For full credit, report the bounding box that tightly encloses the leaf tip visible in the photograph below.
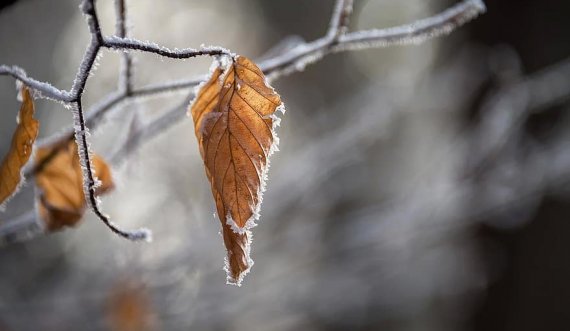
[224,255,254,287]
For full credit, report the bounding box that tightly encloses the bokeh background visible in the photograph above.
[0,0,569,330]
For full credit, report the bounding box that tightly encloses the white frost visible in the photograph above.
[223,229,254,287]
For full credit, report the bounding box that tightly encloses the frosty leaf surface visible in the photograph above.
[188,56,284,285]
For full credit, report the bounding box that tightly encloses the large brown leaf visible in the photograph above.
[188,56,284,285]
[0,87,39,207]
[35,141,114,231]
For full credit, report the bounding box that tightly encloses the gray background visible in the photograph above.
[0,0,569,330]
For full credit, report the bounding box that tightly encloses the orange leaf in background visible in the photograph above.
[107,280,155,331]
[0,86,39,206]
[188,56,284,285]
[35,141,114,231]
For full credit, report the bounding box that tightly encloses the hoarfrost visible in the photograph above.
[333,0,486,51]
[223,229,254,287]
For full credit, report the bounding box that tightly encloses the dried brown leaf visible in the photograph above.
[35,141,114,231]
[107,280,155,331]
[188,56,284,285]
[0,87,39,207]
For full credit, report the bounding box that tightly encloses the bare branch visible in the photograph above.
[72,100,151,241]
[86,0,486,96]
[103,36,231,59]
[32,92,125,161]
[80,0,103,43]
[70,39,101,100]
[327,0,354,41]
[110,95,192,166]
[261,0,486,79]
[129,78,203,97]
[333,0,486,51]
[61,0,149,241]
[115,0,133,94]
[0,65,71,101]
[114,0,127,38]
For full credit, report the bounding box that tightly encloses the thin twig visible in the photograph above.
[332,0,486,51]
[109,95,193,166]
[327,0,354,41]
[68,0,150,240]
[0,65,71,101]
[115,0,133,94]
[73,99,151,241]
[103,37,231,59]
[77,0,484,95]
[129,78,203,97]
[261,0,486,79]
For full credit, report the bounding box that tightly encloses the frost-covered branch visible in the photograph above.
[103,37,231,59]
[62,0,151,241]
[109,95,193,166]
[261,0,486,79]
[0,0,485,103]
[67,0,146,241]
[0,2,229,103]
[332,0,486,51]
[73,98,151,241]
[76,0,484,96]
[0,65,71,101]
[0,0,486,243]
[115,0,133,94]
[327,0,354,41]
[94,0,487,105]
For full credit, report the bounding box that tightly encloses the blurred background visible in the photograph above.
[0,0,569,330]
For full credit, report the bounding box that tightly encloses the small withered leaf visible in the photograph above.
[188,56,284,285]
[107,279,156,331]
[35,141,114,231]
[0,86,39,207]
